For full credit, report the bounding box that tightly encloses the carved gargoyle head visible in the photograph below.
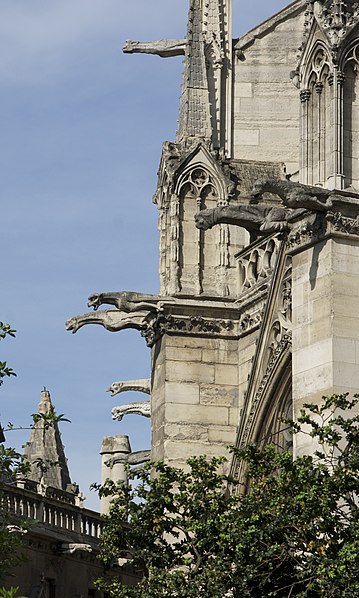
[194,209,216,230]
[88,293,102,311]
[65,317,79,334]
[250,178,270,203]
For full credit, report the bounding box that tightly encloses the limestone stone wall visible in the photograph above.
[151,334,240,467]
[292,234,359,455]
[233,8,305,174]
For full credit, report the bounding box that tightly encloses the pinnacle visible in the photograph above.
[38,386,53,415]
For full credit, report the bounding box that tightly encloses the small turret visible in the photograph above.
[23,388,72,492]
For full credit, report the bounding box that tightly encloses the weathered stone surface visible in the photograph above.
[200,384,238,407]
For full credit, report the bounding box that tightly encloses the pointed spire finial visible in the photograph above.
[176,0,212,146]
[38,387,53,414]
[24,390,72,492]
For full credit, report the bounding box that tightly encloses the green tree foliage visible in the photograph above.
[0,323,16,388]
[97,394,359,597]
[0,323,27,588]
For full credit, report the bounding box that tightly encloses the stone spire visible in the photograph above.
[23,388,72,491]
[176,0,213,146]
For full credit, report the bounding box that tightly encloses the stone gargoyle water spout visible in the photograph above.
[250,178,335,211]
[112,401,151,422]
[66,292,170,346]
[195,203,303,236]
[107,379,151,397]
[87,291,161,313]
[65,310,152,335]
[195,178,359,236]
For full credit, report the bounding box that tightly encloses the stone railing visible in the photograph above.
[235,235,281,294]
[4,483,103,540]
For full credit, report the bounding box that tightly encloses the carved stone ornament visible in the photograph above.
[107,379,151,397]
[286,213,328,249]
[142,313,237,346]
[326,210,359,234]
[112,401,151,422]
[317,0,359,50]
[238,311,263,335]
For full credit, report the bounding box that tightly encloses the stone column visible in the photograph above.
[291,219,359,455]
[100,435,131,514]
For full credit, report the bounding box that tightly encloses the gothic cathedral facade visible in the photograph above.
[68,0,359,482]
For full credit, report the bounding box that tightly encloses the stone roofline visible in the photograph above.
[234,0,304,51]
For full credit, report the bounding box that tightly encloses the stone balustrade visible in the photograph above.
[235,235,280,294]
[4,483,103,540]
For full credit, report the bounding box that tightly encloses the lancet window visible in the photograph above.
[176,167,220,296]
[300,45,332,187]
[343,42,359,188]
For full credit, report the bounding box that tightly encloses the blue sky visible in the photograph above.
[1,0,292,510]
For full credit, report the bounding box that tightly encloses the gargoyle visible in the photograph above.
[58,542,93,555]
[195,204,303,236]
[104,450,151,468]
[123,39,186,57]
[107,379,151,397]
[87,291,160,313]
[112,401,151,422]
[250,178,335,211]
[66,310,152,334]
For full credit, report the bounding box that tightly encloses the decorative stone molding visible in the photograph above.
[326,211,359,235]
[240,332,292,450]
[238,310,263,335]
[317,0,359,51]
[142,313,237,346]
[286,214,327,250]
[107,379,151,397]
[112,401,151,422]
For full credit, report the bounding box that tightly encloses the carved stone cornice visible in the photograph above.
[238,309,263,336]
[326,210,359,234]
[286,209,359,252]
[142,313,239,346]
[286,212,328,251]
